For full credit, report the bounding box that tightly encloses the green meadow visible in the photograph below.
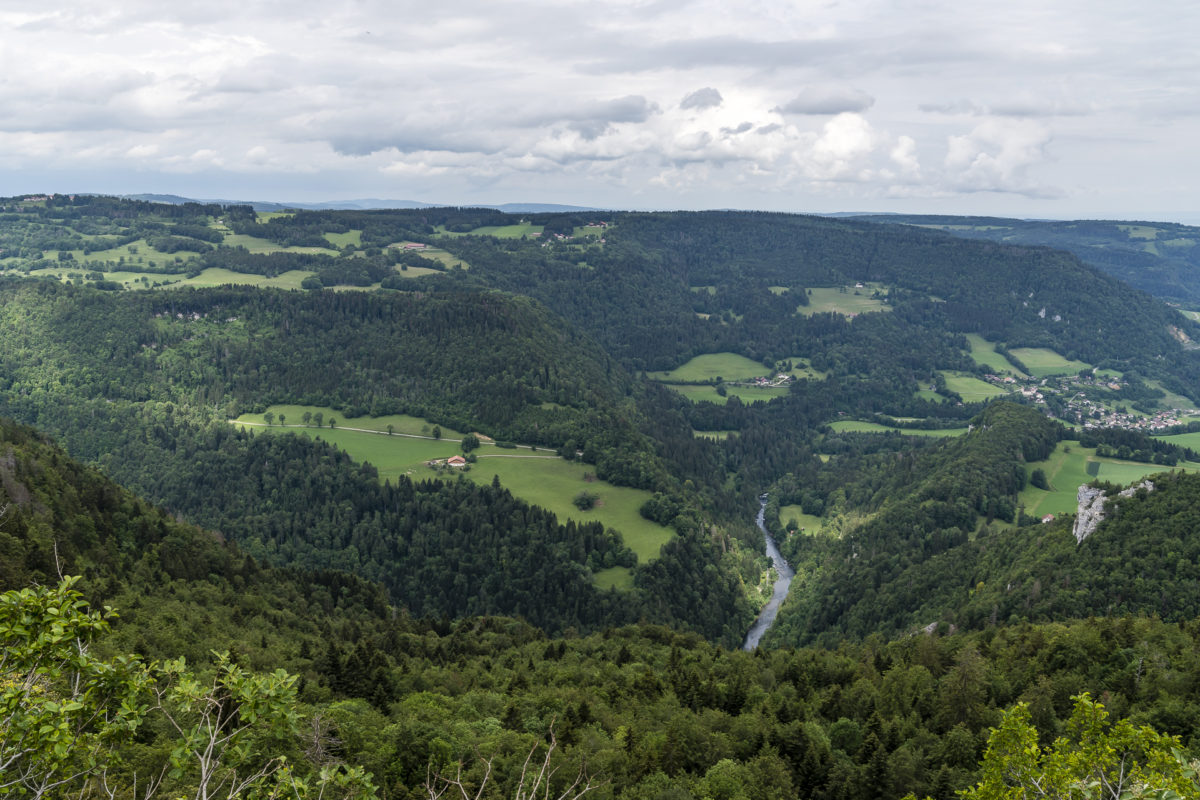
[170,268,314,290]
[647,352,767,382]
[777,504,826,535]
[799,284,890,317]
[964,334,1028,376]
[1007,347,1091,377]
[693,430,738,441]
[664,384,789,404]
[232,407,674,577]
[829,420,967,438]
[388,245,470,271]
[223,232,338,256]
[324,230,363,248]
[53,238,183,267]
[236,406,466,439]
[1154,431,1200,450]
[939,370,1010,402]
[1017,440,1200,517]
[782,357,827,380]
[438,223,543,239]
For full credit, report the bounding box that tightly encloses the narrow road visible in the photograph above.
[742,494,796,650]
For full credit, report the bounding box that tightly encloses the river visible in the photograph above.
[742,494,796,650]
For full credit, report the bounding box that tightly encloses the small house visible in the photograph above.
[447,455,467,468]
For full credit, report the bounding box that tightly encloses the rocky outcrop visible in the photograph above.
[1073,485,1107,543]
[1072,480,1156,543]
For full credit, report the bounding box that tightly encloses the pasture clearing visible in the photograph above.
[647,352,767,382]
[829,420,967,438]
[913,388,948,403]
[964,334,1028,376]
[223,232,339,257]
[781,357,827,380]
[593,567,634,591]
[693,430,738,441]
[777,505,826,535]
[1153,430,1200,451]
[233,409,673,572]
[799,284,890,317]
[1017,440,1200,517]
[1007,347,1092,377]
[324,230,363,248]
[1117,224,1160,240]
[939,370,1010,402]
[54,238,185,268]
[387,265,444,280]
[237,406,466,439]
[168,268,314,290]
[664,384,789,404]
[1145,380,1198,412]
[439,222,543,238]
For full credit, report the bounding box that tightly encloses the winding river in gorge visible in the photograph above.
[742,494,796,650]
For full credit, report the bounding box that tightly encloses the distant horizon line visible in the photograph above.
[8,191,1200,226]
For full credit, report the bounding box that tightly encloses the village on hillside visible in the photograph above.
[978,370,1196,432]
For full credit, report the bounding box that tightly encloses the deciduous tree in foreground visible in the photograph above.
[909,693,1200,800]
[0,577,376,799]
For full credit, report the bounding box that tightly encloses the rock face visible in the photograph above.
[1073,485,1107,544]
[1072,480,1156,544]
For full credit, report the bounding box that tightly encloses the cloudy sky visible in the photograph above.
[2,0,1199,220]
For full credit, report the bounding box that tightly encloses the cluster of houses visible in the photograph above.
[741,373,795,388]
[979,371,1194,432]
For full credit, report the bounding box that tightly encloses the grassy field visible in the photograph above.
[914,388,948,403]
[1146,380,1198,412]
[1117,224,1160,240]
[939,370,1010,402]
[223,233,339,256]
[829,420,967,438]
[388,265,444,280]
[693,430,738,440]
[647,352,767,382]
[438,223,543,239]
[965,334,1028,376]
[593,567,634,591]
[324,230,363,248]
[172,268,315,290]
[237,406,466,438]
[1008,347,1092,377]
[1153,431,1200,450]
[799,284,890,317]
[29,267,317,291]
[664,384,789,404]
[1018,440,1200,517]
[52,238,185,268]
[782,357,827,380]
[232,407,673,571]
[777,505,826,535]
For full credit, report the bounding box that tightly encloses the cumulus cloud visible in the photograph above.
[0,0,1192,212]
[945,119,1057,196]
[680,87,723,111]
[775,87,875,116]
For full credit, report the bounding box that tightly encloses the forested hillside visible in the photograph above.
[5,416,1200,799]
[0,279,764,643]
[856,214,1200,306]
[7,199,1200,646]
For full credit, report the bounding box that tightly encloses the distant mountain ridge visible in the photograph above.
[853,213,1200,305]
[121,193,603,214]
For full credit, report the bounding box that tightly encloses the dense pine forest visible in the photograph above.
[4,195,1200,797]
